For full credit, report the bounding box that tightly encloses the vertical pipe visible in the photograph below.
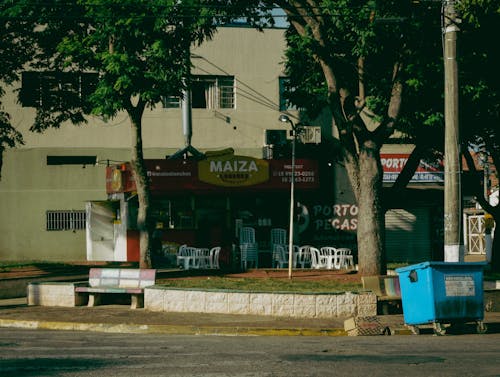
[181,85,192,148]
[288,130,296,279]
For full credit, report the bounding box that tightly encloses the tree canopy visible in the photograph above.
[0,2,35,178]
[458,0,500,271]
[268,0,447,274]
[1,0,275,267]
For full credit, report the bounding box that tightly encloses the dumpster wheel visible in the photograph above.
[476,321,488,334]
[407,325,420,335]
[433,322,446,336]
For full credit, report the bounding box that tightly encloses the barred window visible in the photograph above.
[162,75,235,109]
[217,77,235,109]
[46,210,86,231]
[20,71,98,111]
[161,95,181,109]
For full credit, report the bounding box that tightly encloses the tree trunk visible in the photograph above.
[128,104,152,269]
[355,141,386,276]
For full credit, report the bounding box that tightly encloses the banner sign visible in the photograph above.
[106,158,319,194]
[381,153,444,183]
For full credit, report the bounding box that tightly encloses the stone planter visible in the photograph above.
[145,287,377,318]
[28,282,88,307]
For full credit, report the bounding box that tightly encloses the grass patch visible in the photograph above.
[157,276,362,293]
[0,261,73,272]
[0,261,132,273]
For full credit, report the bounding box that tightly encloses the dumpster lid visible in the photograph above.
[395,261,487,273]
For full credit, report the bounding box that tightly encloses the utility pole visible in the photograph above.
[443,0,463,262]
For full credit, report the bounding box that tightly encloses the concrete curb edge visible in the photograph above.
[0,319,349,337]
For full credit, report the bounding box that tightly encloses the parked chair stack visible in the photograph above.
[309,246,328,269]
[177,244,221,270]
[270,228,287,268]
[240,227,259,269]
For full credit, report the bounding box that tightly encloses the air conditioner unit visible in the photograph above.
[299,126,321,144]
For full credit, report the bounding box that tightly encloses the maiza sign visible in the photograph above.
[106,157,318,193]
[198,155,269,187]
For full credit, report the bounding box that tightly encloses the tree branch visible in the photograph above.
[463,148,495,214]
[357,56,366,107]
[373,60,403,144]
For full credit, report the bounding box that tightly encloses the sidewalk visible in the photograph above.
[0,297,350,336]
[1,264,499,336]
[1,297,499,336]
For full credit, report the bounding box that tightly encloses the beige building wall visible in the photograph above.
[0,26,294,261]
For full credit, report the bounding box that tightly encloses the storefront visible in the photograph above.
[86,149,327,267]
[381,153,444,262]
[86,149,449,267]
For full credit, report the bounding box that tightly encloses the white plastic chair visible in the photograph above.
[176,244,196,270]
[240,227,258,269]
[270,228,287,268]
[271,228,287,244]
[240,243,258,269]
[195,248,211,269]
[209,246,221,269]
[297,245,313,268]
[240,227,256,244]
[275,244,299,268]
[337,248,354,269]
[275,245,288,268]
[310,246,327,269]
[321,246,342,269]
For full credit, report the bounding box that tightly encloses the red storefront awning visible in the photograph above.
[106,155,319,195]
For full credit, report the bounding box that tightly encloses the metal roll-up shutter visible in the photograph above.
[385,208,431,263]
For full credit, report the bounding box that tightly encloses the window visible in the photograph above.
[279,77,297,111]
[20,71,98,110]
[217,77,235,109]
[162,75,235,109]
[46,210,86,231]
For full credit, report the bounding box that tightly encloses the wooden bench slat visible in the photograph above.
[75,287,144,294]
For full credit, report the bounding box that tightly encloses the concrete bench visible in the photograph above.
[75,268,156,309]
[361,275,401,314]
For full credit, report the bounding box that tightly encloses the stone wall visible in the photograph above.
[145,287,377,318]
[28,282,87,307]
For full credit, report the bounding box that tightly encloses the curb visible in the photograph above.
[0,319,348,337]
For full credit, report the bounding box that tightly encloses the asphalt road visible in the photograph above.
[1,328,499,377]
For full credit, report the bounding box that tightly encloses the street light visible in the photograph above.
[279,114,300,279]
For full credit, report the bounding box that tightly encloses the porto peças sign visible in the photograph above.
[198,155,270,187]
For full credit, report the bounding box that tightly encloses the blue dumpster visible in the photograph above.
[395,262,487,335]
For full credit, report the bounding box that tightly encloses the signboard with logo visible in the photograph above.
[198,155,269,187]
[106,157,319,194]
[381,153,444,183]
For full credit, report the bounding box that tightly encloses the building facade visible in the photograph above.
[0,27,293,260]
[1,25,467,264]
